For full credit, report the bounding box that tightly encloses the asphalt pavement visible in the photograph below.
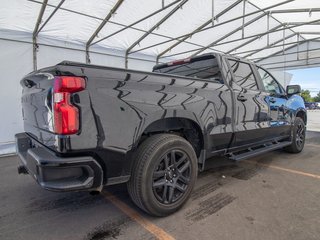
[0,132,320,240]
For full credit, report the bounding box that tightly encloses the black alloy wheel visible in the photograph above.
[152,150,191,204]
[127,134,198,216]
[284,117,306,153]
[295,121,305,148]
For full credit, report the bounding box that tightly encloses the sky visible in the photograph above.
[288,67,320,97]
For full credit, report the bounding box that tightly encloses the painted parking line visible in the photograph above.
[244,160,320,180]
[102,191,175,240]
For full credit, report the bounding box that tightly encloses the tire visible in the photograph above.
[284,117,306,153]
[127,134,198,216]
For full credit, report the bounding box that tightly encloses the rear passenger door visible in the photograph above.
[226,58,270,147]
[256,67,291,137]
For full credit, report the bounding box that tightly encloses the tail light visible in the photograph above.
[53,76,86,135]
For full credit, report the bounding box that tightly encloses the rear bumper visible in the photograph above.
[15,133,103,192]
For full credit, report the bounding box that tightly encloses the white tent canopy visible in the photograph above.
[1,0,320,154]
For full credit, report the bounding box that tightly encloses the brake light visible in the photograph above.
[53,76,86,135]
[167,58,191,66]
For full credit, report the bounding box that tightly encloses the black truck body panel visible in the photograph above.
[16,53,306,191]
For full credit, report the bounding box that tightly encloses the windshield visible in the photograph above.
[153,55,223,83]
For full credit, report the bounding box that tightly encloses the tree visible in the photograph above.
[313,91,320,102]
[300,89,313,102]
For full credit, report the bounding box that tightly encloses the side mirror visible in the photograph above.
[286,85,301,95]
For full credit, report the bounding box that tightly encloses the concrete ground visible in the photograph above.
[1,131,320,240]
[307,110,320,132]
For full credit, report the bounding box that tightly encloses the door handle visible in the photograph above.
[237,94,247,102]
[269,97,276,103]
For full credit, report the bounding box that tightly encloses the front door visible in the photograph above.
[256,67,291,138]
[226,58,270,147]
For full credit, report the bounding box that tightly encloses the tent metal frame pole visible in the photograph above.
[295,31,320,35]
[226,24,282,54]
[254,41,313,62]
[270,8,320,14]
[91,0,181,46]
[238,37,320,57]
[155,0,293,60]
[33,0,48,71]
[190,13,267,57]
[211,0,215,26]
[267,12,270,46]
[0,37,162,64]
[29,0,205,54]
[263,62,320,70]
[36,0,65,36]
[155,0,243,63]
[260,56,320,67]
[247,0,304,42]
[124,0,188,68]
[297,33,300,60]
[307,41,310,64]
[253,47,320,61]
[282,24,286,54]
[242,0,246,38]
[240,32,296,58]
[85,0,124,64]
[286,22,320,26]
[163,18,320,59]
[141,22,282,56]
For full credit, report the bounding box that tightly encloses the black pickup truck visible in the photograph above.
[16,53,306,216]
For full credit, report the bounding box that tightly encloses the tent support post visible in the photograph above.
[242,0,246,38]
[85,0,124,64]
[32,0,48,71]
[267,12,270,46]
[297,33,300,60]
[307,41,310,64]
[32,0,64,70]
[212,0,215,26]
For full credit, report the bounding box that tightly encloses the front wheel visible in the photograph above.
[127,134,198,216]
[284,117,306,153]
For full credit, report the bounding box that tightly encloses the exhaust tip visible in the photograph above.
[17,165,28,175]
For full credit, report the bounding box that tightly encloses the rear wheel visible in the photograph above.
[284,117,306,153]
[127,134,198,216]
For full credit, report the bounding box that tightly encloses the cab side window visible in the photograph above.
[228,59,258,90]
[257,67,282,95]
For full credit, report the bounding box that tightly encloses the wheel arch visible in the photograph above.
[139,117,205,158]
[296,109,307,124]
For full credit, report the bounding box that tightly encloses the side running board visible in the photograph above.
[228,141,292,161]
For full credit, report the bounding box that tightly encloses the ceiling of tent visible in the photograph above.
[1,0,320,70]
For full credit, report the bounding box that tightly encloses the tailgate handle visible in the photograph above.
[23,79,35,88]
[237,94,247,102]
